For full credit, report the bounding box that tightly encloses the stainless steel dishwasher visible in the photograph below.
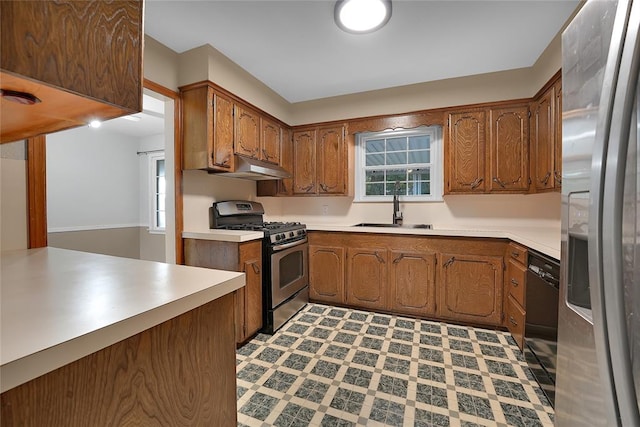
[524,250,560,407]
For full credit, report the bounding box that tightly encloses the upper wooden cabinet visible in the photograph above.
[0,0,143,143]
[234,105,261,159]
[445,103,530,194]
[530,73,562,192]
[181,81,286,171]
[182,84,235,171]
[446,110,487,193]
[488,105,530,192]
[292,125,348,196]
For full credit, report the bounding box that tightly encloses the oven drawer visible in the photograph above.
[506,294,526,350]
[507,259,527,307]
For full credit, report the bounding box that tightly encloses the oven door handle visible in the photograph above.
[271,237,308,251]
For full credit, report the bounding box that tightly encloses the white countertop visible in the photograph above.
[306,224,560,260]
[182,229,264,242]
[0,247,245,393]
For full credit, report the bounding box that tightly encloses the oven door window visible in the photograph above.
[271,243,308,307]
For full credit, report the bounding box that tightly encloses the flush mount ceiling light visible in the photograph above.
[335,0,392,34]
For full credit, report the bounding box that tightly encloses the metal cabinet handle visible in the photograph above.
[374,252,385,264]
[510,278,519,287]
[492,177,506,188]
[540,171,551,185]
[251,263,261,275]
[443,256,455,268]
[509,316,518,326]
[554,171,562,184]
[470,177,484,189]
[511,251,520,258]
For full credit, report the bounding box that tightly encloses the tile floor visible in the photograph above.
[236,304,554,427]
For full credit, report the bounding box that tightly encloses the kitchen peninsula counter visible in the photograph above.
[1,247,244,425]
[306,224,560,260]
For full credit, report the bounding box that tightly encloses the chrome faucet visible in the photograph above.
[392,181,403,225]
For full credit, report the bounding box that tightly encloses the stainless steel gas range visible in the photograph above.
[210,200,308,333]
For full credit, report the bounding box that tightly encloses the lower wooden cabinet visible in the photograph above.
[505,294,526,348]
[346,247,388,310]
[438,253,504,326]
[505,242,528,349]
[389,250,437,317]
[184,238,263,345]
[309,245,345,304]
[308,232,508,327]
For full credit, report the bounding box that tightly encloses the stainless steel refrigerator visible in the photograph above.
[557,0,640,425]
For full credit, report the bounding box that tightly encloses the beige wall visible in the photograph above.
[48,227,141,259]
[144,36,180,91]
[1,141,28,251]
[140,228,166,262]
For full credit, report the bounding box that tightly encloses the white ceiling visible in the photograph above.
[145,0,580,103]
[99,93,165,138]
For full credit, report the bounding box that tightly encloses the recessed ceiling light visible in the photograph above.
[88,120,102,128]
[335,0,392,34]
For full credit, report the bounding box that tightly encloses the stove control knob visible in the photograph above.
[289,232,294,238]
[297,230,304,235]
[275,234,282,241]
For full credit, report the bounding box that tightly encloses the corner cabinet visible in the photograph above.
[184,239,263,345]
[437,253,504,326]
[445,103,530,194]
[292,125,347,196]
[530,74,562,192]
[1,0,143,143]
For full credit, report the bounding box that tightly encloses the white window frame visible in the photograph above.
[148,152,166,233]
[354,126,443,202]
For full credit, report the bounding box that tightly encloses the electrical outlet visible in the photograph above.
[322,205,329,215]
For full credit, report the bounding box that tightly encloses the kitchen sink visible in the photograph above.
[353,223,432,229]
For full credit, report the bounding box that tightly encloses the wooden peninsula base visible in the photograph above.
[1,293,237,426]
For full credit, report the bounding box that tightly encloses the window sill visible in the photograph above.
[147,229,166,235]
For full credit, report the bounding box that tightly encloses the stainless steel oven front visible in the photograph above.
[264,237,309,333]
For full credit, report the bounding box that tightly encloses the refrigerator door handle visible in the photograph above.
[601,1,640,424]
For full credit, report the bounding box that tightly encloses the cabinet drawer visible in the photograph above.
[507,259,527,307]
[506,295,526,350]
[508,242,528,265]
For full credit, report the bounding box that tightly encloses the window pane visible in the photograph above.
[157,177,166,194]
[408,181,431,195]
[385,181,407,196]
[366,153,384,166]
[157,211,166,228]
[366,169,385,183]
[386,169,406,183]
[387,137,407,152]
[366,139,385,153]
[365,183,384,195]
[409,150,430,163]
[409,135,430,150]
[157,159,165,177]
[386,151,407,165]
[409,168,430,181]
[157,194,166,210]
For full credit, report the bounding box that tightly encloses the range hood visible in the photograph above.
[220,156,292,181]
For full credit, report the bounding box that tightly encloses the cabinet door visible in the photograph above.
[389,250,436,317]
[346,248,387,310]
[438,253,503,326]
[211,91,235,170]
[261,117,281,164]
[240,241,263,340]
[309,245,345,304]
[506,295,526,350]
[531,86,555,191]
[234,105,261,159]
[446,111,487,193]
[488,106,529,192]
[553,80,563,189]
[317,125,347,195]
[293,129,317,194]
